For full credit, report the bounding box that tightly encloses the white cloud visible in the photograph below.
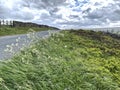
[0,0,120,29]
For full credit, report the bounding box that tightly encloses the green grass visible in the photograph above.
[0,30,120,90]
[0,26,55,36]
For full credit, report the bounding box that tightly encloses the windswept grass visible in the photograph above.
[0,30,120,90]
[0,26,56,36]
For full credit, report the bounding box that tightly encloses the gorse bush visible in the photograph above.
[0,30,120,90]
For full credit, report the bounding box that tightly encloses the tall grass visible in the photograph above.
[0,30,120,90]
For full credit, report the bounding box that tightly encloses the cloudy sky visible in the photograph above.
[0,0,120,29]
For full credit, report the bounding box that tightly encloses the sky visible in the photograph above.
[0,0,120,29]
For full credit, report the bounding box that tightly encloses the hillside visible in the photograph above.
[0,21,59,36]
[0,30,120,89]
[12,21,59,29]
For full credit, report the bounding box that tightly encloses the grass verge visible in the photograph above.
[0,26,56,36]
[0,30,120,90]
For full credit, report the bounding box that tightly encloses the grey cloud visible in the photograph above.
[0,2,34,20]
[22,0,66,9]
[49,8,60,14]
[81,1,120,27]
[22,0,64,20]
[114,9,120,14]
[69,15,79,19]
[82,8,91,14]
[11,11,34,20]
[40,13,50,19]
[49,8,62,19]
[0,0,120,29]
[0,5,12,19]
[94,2,101,6]
[40,0,65,7]
[57,18,102,27]
[84,9,103,19]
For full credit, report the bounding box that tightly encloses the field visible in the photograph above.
[0,30,120,90]
[0,26,55,36]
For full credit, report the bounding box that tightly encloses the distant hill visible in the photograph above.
[12,21,59,30]
[0,20,59,30]
[0,20,60,36]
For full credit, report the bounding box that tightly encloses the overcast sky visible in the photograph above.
[0,0,120,29]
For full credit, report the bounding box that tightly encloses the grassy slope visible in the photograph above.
[0,30,120,90]
[0,26,55,36]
